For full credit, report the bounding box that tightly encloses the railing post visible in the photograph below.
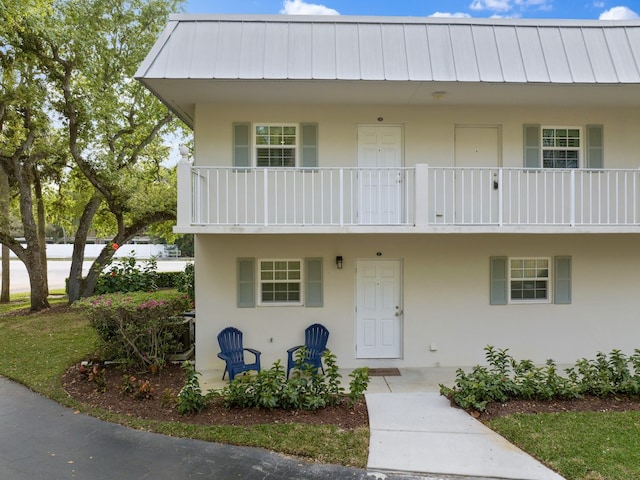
[339,169,344,227]
[498,169,503,227]
[263,170,269,227]
[570,169,576,226]
[177,146,192,226]
[415,164,429,227]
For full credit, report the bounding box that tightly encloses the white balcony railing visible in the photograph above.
[177,163,640,228]
[190,167,416,226]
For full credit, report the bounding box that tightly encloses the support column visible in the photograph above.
[177,146,192,227]
[415,164,429,227]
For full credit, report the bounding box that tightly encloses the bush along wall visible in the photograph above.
[440,346,640,412]
[75,291,193,371]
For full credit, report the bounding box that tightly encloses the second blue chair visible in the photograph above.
[286,323,329,379]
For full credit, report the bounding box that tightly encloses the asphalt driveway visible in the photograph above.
[0,376,377,480]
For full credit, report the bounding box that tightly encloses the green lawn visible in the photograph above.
[0,295,368,468]
[488,411,640,480]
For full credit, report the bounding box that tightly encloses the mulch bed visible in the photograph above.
[62,361,640,429]
[472,395,640,421]
[62,362,369,429]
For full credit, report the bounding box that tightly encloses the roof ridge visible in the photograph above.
[168,13,640,28]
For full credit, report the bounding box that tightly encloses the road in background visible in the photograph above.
[6,259,190,294]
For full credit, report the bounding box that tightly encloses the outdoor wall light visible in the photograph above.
[336,256,343,269]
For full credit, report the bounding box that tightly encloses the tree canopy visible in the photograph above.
[0,0,187,309]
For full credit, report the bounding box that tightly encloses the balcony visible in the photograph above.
[176,163,640,233]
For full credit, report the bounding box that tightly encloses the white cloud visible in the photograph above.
[514,0,552,9]
[470,0,512,11]
[470,0,552,13]
[280,0,339,15]
[593,1,605,7]
[599,6,640,19]
[430,11,472,18]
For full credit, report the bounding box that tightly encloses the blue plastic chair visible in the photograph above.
[217,327,261,381]
[286,323,329,379]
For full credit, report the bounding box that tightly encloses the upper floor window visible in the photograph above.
[542,127,581,168]
[255,125,297,167]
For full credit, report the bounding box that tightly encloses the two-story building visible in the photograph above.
[137,14,640,381]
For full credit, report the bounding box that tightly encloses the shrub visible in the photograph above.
[441,346,640,412]
[76,291,192,371]
[156,271,183,289]
[219,349,370,411]
[177,362,212,414]
[177,263,194,302]
[96,252,159,294]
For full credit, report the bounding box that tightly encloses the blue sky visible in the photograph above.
[183,0,640,19]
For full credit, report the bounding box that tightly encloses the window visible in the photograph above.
[255,125,297,167]
[490,256,571,305]
[259,259,302,305]
[509,258,550,303]
[542,127,581,168]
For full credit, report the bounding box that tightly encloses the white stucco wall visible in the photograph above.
[195,233,640,379]
[193,104,640,169]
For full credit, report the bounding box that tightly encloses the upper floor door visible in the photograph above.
[357,125,403,224]
[454,125,502,224]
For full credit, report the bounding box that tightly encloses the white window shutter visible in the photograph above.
[554,256,572,304]
[233,123,251,167]
[586,125,603,169]
[523,124,541,168]
[305,258,323,307]
[490,257,508,305]
[301,123,318,168]
[237,258,255,308]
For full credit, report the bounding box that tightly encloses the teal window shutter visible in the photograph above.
[554,256,572,304]
[523,125,541,168]
[586,125,603,169]
[305,258,323,307]
[490,257,508,305]
[233,123,251,167]
[237,258,255,308]
[301,123,318,168]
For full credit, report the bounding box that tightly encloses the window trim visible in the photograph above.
[253,123,299,168]
[541,126,582,169]
[507,257,552,304]
[257,258,304,306]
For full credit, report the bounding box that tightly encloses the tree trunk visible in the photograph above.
[26,254,49,310]
[1,245,8,303]
[67,194,102,303]
[16,165,49,311]
[0,168,9,303]
[33,170,48,296]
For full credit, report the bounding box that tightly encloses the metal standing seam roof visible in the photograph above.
[136,14,640,85]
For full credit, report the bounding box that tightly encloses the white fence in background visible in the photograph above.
[3,244,173,260]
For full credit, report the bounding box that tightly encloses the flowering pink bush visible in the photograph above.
[77,291,193,371]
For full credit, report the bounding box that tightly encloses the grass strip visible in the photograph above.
[488,411,640,480]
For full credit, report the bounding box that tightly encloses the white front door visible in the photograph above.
[356,259,402,359]
[357,126,403,224]
[454,125,501,224]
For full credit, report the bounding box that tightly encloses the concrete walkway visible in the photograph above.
[363,368,565,480]
[366,392,565,480]
[205,367,566,480]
